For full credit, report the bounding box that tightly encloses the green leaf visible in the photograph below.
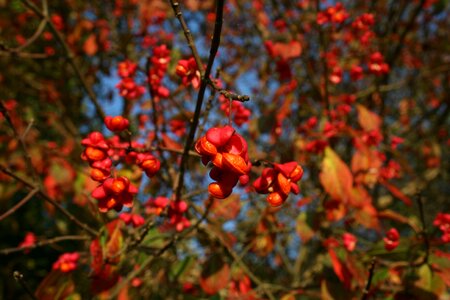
[169,256,193,280]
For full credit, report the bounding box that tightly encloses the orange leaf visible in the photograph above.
[199,254,230,295]
[210,194,241,220]
[273,40,302,60]
[83,34,98,56]
[356,104,381,131]
[162,133,183,150]
[354,202,380,230]
[319,147,353,202]
[351,147,382,187]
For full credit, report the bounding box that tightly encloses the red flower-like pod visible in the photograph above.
[208,182,233,199]
[383,228,400,251]
[195,136,218,157]
[104,116,129,132]
[222,153,248,175]
[267,192,286,207]
[206,125,235,148]
[276,173,291,196]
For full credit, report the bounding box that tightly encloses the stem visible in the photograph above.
[0,164,99,236]
[1,235,90,255]
[173,0,225,201]
[416,192,429,265]
[0,188,39,222]
[168,1,205,75]
[361,257,377,300]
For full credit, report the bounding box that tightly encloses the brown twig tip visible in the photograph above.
[220,89,250,102]
[13,271,38,300]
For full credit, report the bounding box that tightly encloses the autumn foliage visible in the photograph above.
[0,0,449,299]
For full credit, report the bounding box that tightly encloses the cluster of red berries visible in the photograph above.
[253,162,303,207]
[317,2,349,25]
[351,13,376,46]
[148,44,170,99]
[81,116,161,212]
[433,213,450,243]
[167,200,191,232]
[195,125,251,199]
[351,13,375,31]
[52,252,80,273]
[116,60,145,100]
[145,196,170,215]
[368,52,390,76]
[176,57,201,89]
[384,228,400,251]
[91,176,138,213]
[218,95,251,127]
[81,131,114,183]
[119,212,145,228]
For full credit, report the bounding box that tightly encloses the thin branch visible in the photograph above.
[0,164,99,236]
[19,0,106,121]
[0,101,40,185]
[361,257,377,300]
[9,18,48,53]
[208,79,250,102]
[1,235,90,255]
[173,0,225,201]
[416,191,429,265]
[168,1,205,75]
[13,271,37,300]
[0,50,49,59]
[0,188,39,222]
[107,199,212,299]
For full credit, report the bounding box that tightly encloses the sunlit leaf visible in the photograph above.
[319,147,353,202]
[296,211,314,243]
[356,105,381,131]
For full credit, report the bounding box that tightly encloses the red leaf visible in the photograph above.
[199,254,230,295]
[380,180,412,206]
[319,147,353,202]
[35,269,75,300]
[328,248,352,289]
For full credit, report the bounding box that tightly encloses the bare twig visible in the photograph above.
[0,101,40,185]
[0,188,39,222]
[19,0,106,121]
[416,191,429,265]
[1,235,90,255]
[0,164,99,236]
